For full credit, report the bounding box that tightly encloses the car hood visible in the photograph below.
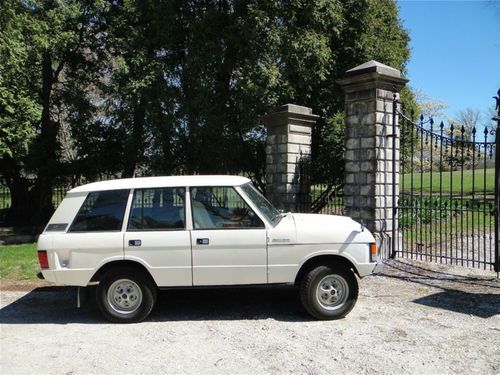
[289,213,375,244]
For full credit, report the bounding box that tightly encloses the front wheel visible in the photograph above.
[96,267,157,323]
[300,265,358,320]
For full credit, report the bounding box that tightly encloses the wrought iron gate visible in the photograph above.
[296,154,344,215]
[393,90,500,272]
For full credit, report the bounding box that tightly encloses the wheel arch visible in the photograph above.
[90,260,157,286]
[294,254,359,286]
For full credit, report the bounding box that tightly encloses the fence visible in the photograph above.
[296,156,344,215]
[0,178,94,226]
[394,93,499,271]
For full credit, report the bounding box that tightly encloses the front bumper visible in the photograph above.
[356,261,378,277]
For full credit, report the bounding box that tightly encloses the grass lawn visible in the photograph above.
[402,168,495,196]
[0,243,40,281]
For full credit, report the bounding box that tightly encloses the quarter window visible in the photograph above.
[69,190,129,232]
[128,187,185,230]
[191,186,263,229]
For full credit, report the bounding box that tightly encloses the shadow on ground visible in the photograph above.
[413,291,500,318]
[0,286,308,325]
[2,260,499,324]
[377,259,500,318]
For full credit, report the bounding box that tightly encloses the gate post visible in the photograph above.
[262,104,319,212]
[338,61,408,259]
[494,88,500,274]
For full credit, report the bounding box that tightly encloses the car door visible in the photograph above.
[189,186,267,285]
[124,187,192,287]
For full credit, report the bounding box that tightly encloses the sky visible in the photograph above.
[397,0,500,125]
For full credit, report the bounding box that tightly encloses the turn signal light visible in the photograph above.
[370,243,377,262]
[38,251,49,269]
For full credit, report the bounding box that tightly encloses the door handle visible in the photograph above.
[196,238,209,245]
[129,239,141,246]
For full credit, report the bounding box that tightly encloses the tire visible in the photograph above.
[300,265,358,320]
[96,267,157,323]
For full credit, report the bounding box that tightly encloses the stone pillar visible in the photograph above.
[338,60,408,259]
[262,104,319,212]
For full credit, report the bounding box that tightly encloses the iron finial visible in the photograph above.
[494,88,500,117]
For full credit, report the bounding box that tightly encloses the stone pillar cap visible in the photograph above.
[266,104,318,116]
[337,60,408,92]
[261,103,319,127]
[345,60,402,78]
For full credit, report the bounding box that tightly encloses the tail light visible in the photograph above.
[38,251,49,269]
[370,243,377,262]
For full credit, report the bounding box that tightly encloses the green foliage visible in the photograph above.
[1,0,111,224]
[1,0,411,224]
[0,243,39,280]
[0,2,41,159]
[312,112,345,184]
[398,196,494,246]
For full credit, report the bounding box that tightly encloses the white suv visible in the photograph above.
[37,176,377,323]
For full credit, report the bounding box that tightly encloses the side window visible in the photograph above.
[128,187,185,231]
[69,190,129,232]
[191,186,264,229]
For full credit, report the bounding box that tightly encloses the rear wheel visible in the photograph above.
[300,265,358,320]
[96,267,157,323]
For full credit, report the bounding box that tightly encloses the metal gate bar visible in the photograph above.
[394,89,500,273]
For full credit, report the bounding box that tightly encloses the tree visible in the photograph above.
[0,2,42,224]
[0,0,109,224]
[1,0,412,225]
[453,107,482,140]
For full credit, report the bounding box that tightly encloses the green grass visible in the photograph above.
[402,168,495,195]
[0,243,40,280]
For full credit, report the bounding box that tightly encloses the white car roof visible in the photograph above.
[68,175,252,193]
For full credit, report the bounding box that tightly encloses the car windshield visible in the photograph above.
[240,182,282,226]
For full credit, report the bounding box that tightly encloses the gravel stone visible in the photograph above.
[1,259,499,374]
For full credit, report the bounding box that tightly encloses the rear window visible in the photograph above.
[69,190,129,232]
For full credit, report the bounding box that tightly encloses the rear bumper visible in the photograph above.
[41,269,93,286]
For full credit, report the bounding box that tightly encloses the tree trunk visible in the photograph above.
[0,156,30,226]
[30,51,58,225]
[122,96,145,178]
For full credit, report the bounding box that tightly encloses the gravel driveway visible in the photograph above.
[1,259,499,374]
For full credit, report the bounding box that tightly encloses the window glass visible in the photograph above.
[69,190,129,232]
[240,183,281,226]
[191,186,263,229]
[128,187,185,230]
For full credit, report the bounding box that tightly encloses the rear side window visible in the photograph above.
[128,187,185,231]
[69,190,129,232]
